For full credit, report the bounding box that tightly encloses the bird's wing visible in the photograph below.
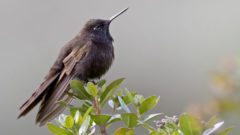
[36,43,91,126]
[18,73,60,118]
[18,39,74,118]
[61,44,89,79]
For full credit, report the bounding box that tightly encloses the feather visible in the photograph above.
[18,39,90,126]
[36,75,73,125]
[39,95,72,126]
[36,45,90,125]
[18,73,60,118]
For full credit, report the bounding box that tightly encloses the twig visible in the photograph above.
[92,97,108,135]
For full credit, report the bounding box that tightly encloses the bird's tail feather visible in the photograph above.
[18,73,60,118]
[36,75,74,126]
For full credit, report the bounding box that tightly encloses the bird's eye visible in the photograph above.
[93,24,104,31]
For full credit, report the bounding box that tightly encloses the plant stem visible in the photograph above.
[93,97,101,114]
[100,125,107,135]
[92,97,108,135]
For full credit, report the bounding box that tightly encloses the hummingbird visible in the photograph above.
[18,8,128,126]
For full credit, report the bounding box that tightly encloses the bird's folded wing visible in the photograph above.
[36,44,90,125]
[60,45,89,79]
[18,41,74,118]
[18,73,60,118]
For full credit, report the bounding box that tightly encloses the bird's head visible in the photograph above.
[81,8,128,44]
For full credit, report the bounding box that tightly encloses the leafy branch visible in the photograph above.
[47,78,232,135]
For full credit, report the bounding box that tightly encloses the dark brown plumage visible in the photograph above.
[18,8,128,126]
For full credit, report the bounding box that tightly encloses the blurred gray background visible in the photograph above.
[1,0,240,134]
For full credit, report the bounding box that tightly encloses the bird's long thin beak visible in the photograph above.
[109,8,129,22]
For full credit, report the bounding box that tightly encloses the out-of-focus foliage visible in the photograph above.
[187,56,240,120]
[47,78,231,135]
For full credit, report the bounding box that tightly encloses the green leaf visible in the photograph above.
[65,115,74,128]
[205,116,220,129]
[82,107,93,121]
[149,131,159,135]
[79,115,91,135]
[86,82,98,97]
[114,127,134,135]
[149,129,168,135]
[143,113,162,123]
[149,131,166,135]
[70,80,91,100]
[92,114,111,126]
[100,78,125,106]
[137,121,155,132]
[70,107,78,117]
[79,101,92,114]
[118,96,131,113]
[172,131,181,135]
[123,89,135,105]
[74,111,83,125]
[97,79,106,87]
[117,89,124,96]
[101,84,107,93]
[138,96,160,115]
[121,113,138,128]
[179,113,202,135]
[217,127,233,135]
[107,114,121,128]
[203,121,224,135]
[47,123,72,135]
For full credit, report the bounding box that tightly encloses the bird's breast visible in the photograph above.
[75,43,114,80]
